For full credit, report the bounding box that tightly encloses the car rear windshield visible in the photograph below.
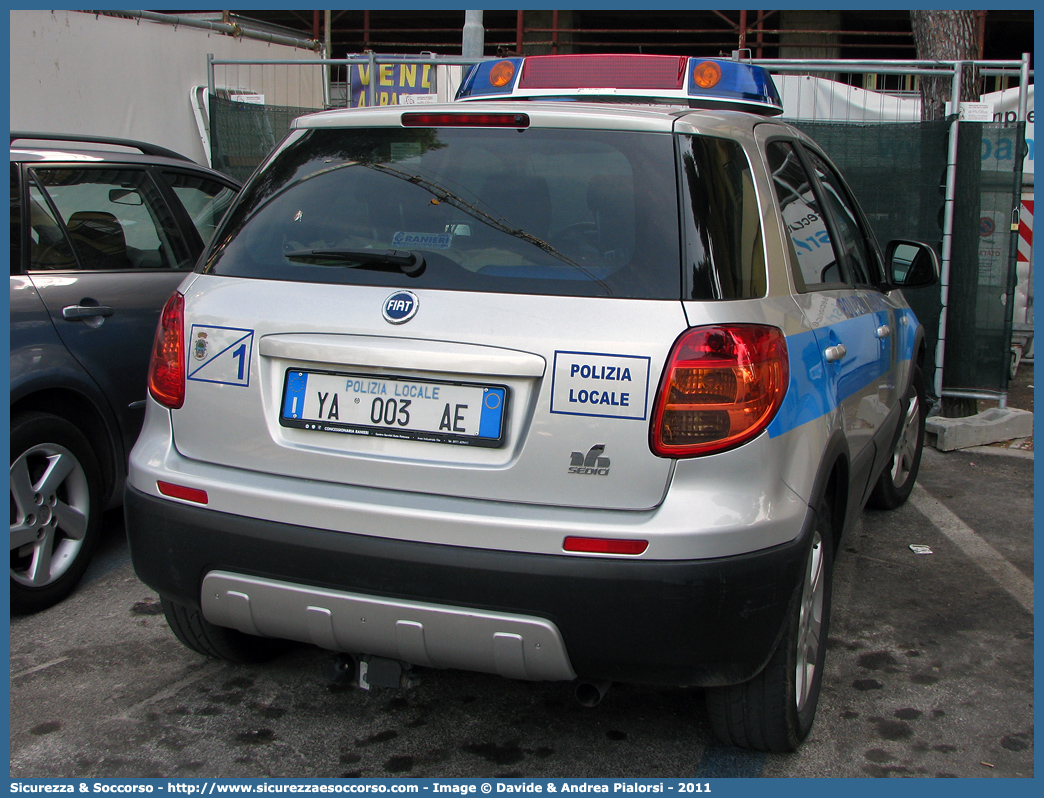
[202,126,681,299]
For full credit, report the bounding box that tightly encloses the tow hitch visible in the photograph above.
[327,653,422,690]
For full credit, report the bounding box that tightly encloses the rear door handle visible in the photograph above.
[824,344,847,362]
[62,304,114,320]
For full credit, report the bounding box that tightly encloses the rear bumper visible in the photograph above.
[126,485,814,687]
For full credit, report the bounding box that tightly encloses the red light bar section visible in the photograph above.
[563,536,649,555]
[401,112,529,128]
[518,54,687,90]
[157,481,209,505]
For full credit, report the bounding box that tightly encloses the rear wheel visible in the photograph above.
[10,412,102,614]
[706,501,834,752]
[161,598,288,663]
[868,366,926,510]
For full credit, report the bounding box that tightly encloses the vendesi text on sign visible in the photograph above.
[350,63,436,107]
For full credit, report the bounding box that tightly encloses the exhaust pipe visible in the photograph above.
[575,680,612,707]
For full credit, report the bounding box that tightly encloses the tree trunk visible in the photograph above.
[911,10,981,418]
[910,10,980,120]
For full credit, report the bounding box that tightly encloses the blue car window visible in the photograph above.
[30,167,193,271]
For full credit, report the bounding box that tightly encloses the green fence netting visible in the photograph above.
[209,95,321,183]
[793,120,1025,397]
[942,122,1025,395]
[209,99,1025,398]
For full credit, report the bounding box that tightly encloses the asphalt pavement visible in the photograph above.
[9,438,1034,779]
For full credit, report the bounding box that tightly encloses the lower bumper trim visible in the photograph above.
[203,570,576,681]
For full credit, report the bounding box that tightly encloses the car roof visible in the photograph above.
[293,99,773,136]
[9,133,239,183]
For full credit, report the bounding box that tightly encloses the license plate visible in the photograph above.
[279,370,508,447]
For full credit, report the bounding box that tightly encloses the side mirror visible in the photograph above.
[885,240,939,289]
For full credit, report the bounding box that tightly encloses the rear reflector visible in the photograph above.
[157,481,209,505]
[651,324,789,458]
[401,112,529,128]
[518,54,687,90]
[563,536,649,555]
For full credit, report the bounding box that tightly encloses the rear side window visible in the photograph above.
[766,141,842,291]
[802,149,880,286]
[26,181,78,271]
[161,170,238,248]
[29,167,194,271]
[679,135,765,299]
[204,126,681,299]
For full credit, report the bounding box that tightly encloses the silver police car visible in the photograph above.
[126,54,938,751]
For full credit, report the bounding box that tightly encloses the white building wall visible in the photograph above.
[9,10,324,165]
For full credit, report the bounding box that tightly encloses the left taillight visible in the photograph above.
[147,292,185,409]
[650,324,788,458]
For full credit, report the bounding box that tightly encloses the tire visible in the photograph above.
[706,501,834,752]
[868,365,926,510]
[10,411,103,614]
[161,598,288,663]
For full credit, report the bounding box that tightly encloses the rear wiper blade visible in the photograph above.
[284,248,425,276]
[363,163,613,297]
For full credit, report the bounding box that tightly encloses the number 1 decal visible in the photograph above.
[187,325,255,387]
[232,343,247,381]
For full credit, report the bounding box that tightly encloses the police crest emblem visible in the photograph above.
[193,331,209,360]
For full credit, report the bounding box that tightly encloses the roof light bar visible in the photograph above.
[455,54,783,115]
[518,54,687,90]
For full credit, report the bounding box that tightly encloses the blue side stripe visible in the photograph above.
[767,328,834,438]
[895,307,920,361]
[768,312,918,439]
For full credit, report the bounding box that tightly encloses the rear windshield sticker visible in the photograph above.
[392,231,453,250]
[550,351,650,421]
[186,325,254,387]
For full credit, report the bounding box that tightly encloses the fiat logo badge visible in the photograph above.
[383,291,419,324]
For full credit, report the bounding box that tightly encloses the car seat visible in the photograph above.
[65,211,131,270]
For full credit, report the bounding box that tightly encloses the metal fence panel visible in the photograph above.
[209,95,318,183]
[942,121,1026,394]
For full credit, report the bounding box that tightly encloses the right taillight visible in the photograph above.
[147,292,186,409]
[650,324,788,458]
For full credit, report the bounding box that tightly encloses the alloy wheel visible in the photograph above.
[10,442,91,588]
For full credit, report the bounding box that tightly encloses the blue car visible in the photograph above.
[10,133,239,613]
